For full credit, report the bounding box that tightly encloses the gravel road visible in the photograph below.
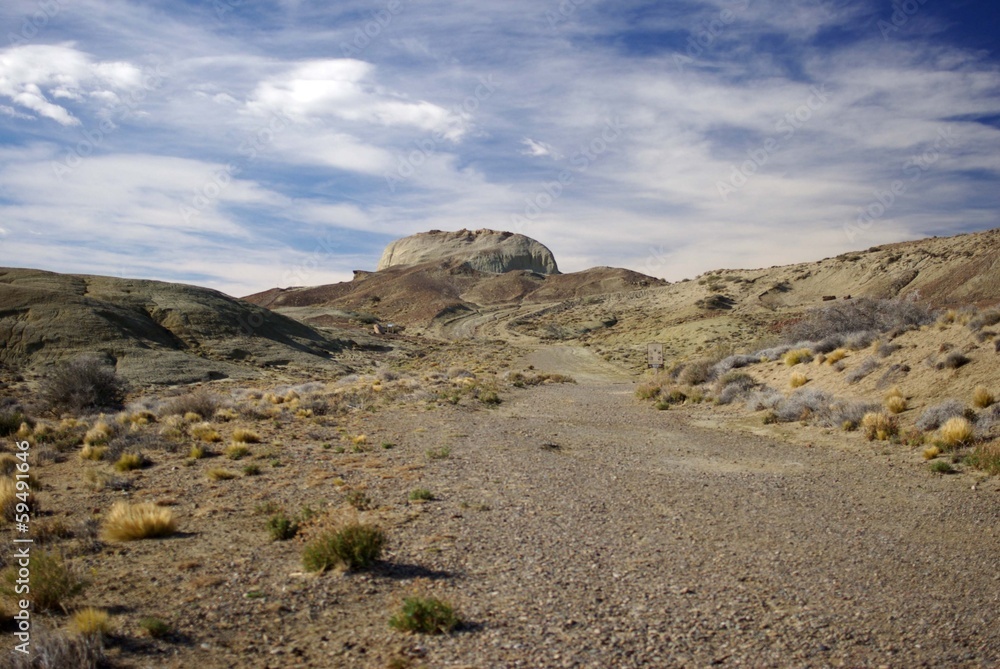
[385,379,1000,668]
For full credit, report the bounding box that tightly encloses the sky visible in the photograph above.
[0,0,998,297]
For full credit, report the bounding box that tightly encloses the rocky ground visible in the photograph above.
[3,345,998,668]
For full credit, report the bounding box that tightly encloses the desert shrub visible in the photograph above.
[71,608,112,639]
[968,309,1000,332]
[389,596,460,635]
[929,460,954,474]
[938,417,974,449]
[160,390,221,420]
[783,348,813,367]
[0,476,37,522]
[875,342,901,358]
[1,550,86,612]
[885,395,907,414]
[789,371,809,388]
[972,386,995,409]
[232,428,261,444]
[267,512,299,541]
[754,344,793,362]
[966,440,1000,475]
[711,354,760,378]
[242,464,261,476]
[843,330,879,350]
[225,444,250,460]
[189,422,222,442]
[113,452,146,472]
[677,360,714,386]
[774,388,832,423]
[101,502,175,541]
[635,383,662,401]
[39,356,127,413]
[409,488,434,501]
[874,363,911,390]
[0,409,28,438]
[207,468,236,481]
[188,445,207,459]
[937,351,971,370]
[745,386,783,411]
[812,335,845,354]
[823,401,880,431]
[861,412,899,441]
[715,372,758,405]
[825,348,849,365]
[923,445,941,460]
[3,622,104,668]
[79,444,107,461]
[916,400,967,431]
[302,523,386,572]
[784,297,936,342]
[139,617,170,638]
[845,357,879,384]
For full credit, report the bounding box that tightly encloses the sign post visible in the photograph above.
[647,343,664,369]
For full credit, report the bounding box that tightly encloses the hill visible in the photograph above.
[0,268,353,385]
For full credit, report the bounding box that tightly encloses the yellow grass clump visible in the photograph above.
[80,444,107,461]
[826,348,849,365]
[938,417,974,449]
[861,412,898,441]
[71,607,112,638]
[0,477,36,521]
[183,412,202,423]
[972,386,995,409]
[15,422,32,439]
[113,453,144,472]
[884,388,907,414]
[207,468,237,481]
[188,445,207,459]
[102,502,176,541]
[189,422,222,443]
[83,420,113,446]
[224,444,250,460]
[783,348,813,367]
[922,445,941,460]
[789,371,809,388]
[232,428,261,444]
[214,408,238,422]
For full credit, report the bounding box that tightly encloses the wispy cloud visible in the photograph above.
[0,0,997,296]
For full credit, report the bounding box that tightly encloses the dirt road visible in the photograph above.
[377,380,1000,668]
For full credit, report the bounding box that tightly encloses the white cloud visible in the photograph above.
[0,44,145,125]
[521,137,560,159]
[245,58,467,140]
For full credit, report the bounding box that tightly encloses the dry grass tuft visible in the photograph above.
[861,412,899,441]
[938,417,974,449]
[232,428,261,444]
[922,445,941,460]
[966,440,1000,475]
[789,371,809,388]
[224,444,250,460]
[207,468,237,481]
[113,453,146,472]
[189,422,222,443]
[214,408,238,422]
[80,444,107,461]
[83,420,113,446]
[884,389,908,414]
[71,607,112,639]
[783,348,813,367]
[101,502,176,541]
[972,386,995,409]
[0,476,37,521]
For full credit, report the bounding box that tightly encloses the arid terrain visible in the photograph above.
[2,228,1000,668]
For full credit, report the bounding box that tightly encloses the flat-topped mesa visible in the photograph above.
[377,228,560,275]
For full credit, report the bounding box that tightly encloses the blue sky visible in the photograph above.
[0,0,998,296]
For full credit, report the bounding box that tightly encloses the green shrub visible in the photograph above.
[409,488,434,501]
[389,596,460,635]
[0,410,27,438]
[139,617,170,638]
[267,513,298,541]
[302,523,385,572]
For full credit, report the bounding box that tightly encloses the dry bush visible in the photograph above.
[189,422,222,443]
[937,351,971,370]
[302,522,386,572]
[845,357,880,385]
[774,388,832,423]
[635,382,662,400]
[968,309,1000,332]
[232,428,261,444]
[972,386,995,409]
[861,412,898,441]
[39,355,127,413]
[884,388,907,414]
[716,372,758,404]
[101,502,176,541]
[71,608,112,639]
[79,444,107,461]
[916,400,968,431]
[0,476,37,522]
[783,349,813,367]
[789,371,809,388]
[225,444,250,460]
[2,621,104,668]
[784,297,935,342]
[82,419,115,446]
[967,440,1000,475]
[160,390,221,420]
[113,453,146,472]
[922,445,941,460]
[1,550,86,612]
[0,408,30,438]
[207,468,237,481]
[938,417,974,449]
[745,386,783,411]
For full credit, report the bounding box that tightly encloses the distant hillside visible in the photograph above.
[0,268,352,385]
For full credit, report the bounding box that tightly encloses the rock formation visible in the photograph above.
[377,229,559,275]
